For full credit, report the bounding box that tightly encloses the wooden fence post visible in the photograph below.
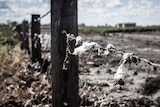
[21,20,30,54]
[31,14,41,63]
[51,0,79,107]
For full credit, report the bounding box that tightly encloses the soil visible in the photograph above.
[78,33,160,107]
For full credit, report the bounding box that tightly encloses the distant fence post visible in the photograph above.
[31,14,41,63]
[51,0,79,107]
[21,20,30,54]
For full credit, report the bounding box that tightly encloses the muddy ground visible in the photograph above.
[0,32,160,107]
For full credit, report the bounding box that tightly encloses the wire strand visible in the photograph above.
[108,48,160,68]
[35,10,51,22]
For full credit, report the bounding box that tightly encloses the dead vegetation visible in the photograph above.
[0,44,51,107]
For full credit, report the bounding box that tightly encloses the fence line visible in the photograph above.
[64,33,160,69]
[108,48,160,68]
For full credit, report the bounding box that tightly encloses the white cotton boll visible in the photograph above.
[114,62,128,85]
[66,33,70,38]
[75,36,83,47]
[73,47,83,55]
[39,36,43,44]
[76,36,82,42]
[72,42,88,56]
[66,33,75,40]
[88,42,104,56]
[72,41,101,56]
[121,53,133,64]
[106,43,115,50]
[87,42,100,49]
[103,50,110,55]
[122,53,133,60]
[103,43,115,55]
[84,42,101,53]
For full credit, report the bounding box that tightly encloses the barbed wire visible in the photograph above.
[107,47,160,68]
[34,10,51,22]
[63,33,160,68]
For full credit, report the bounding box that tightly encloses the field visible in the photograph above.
[0,29,160,106]
[78,26,160,36]
[78,32,160,107]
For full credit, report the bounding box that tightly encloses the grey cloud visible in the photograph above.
[38,0,50,4]
[0,1,10,9]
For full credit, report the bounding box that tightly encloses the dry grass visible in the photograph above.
[0,43,26,75]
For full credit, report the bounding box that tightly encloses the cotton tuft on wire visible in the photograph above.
[63,32,160,68]
[75,36,83,47]
[61,32,160,85]
[120,53,134,64]
[114,61,128,86]
[113,52,134,87]
[63,33,104,56]
[62,32,105,69]
[107,45,160,68]
[73,41,103,56]
[103,43,116,56]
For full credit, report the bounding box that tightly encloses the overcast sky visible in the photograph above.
[0,0,160,26]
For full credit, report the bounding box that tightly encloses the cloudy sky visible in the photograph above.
[0,0,160,26]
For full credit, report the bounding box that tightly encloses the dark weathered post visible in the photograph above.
[31,14,41,63]
[21,20,30,54]
[51,0,79,107]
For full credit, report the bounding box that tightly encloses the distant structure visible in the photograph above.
[116,22,136,28]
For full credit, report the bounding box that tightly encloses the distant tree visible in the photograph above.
[105,23,108,27]
[6,20,18,27]
[10,21,18,27]
[79,23,86,27]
